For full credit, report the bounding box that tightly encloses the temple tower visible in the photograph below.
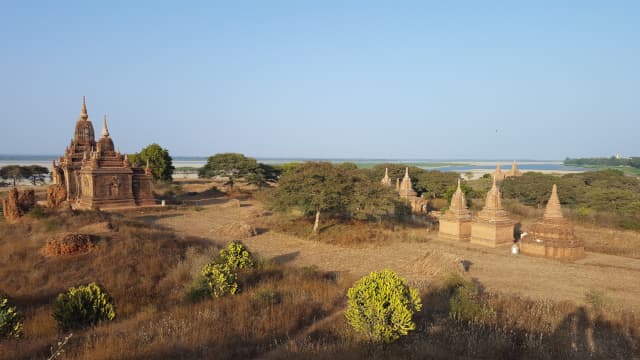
[520,184,585,260]
[398,167,417,199]
[381,168,392,187]
[492,163,506,181]
[470,175,514,247]
[439,179,472,240]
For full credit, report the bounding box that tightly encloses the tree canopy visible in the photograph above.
[0,165,49,187]
[199,153,279,189]
[268,162,403,232]
[128,144,174,183]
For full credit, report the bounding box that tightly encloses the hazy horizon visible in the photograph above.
[1,1,638,159]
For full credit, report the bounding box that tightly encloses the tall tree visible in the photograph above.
[24,165,49,185]
[0,165,29,187]
[269,162,399,232]
[199,153,279,190]
[128,144,174,183]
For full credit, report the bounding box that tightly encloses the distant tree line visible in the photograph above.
[565,157,640,169]
[501,169,640,230]
[0,165,49,187]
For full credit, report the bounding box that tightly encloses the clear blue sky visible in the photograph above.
[1,1,638,159]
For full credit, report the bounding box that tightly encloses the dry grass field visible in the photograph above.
[1,179,639,359]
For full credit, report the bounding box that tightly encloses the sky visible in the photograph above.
[0,1,638,160]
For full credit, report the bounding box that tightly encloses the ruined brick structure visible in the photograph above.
[470,175,515,247]
[439,179,472,241]
[50,97,155,209]
[2,188,36,222]
[520,184,585,260]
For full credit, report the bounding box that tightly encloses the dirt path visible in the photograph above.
[141,199,640,311]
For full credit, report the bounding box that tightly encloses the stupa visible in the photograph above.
[470,175,514,247]
[397,168,427,214]
[51,97,155,209]
[380,168,392,187]
[506,160,522,178]
[492,163,506,181]
[520,184,585,260]
[439,179,472,240]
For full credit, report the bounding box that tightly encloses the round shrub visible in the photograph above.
[0,292,23,338]
[201,263,238,298]
[345,269,422,343]
[219,241,254,270]
[53,283,116,331]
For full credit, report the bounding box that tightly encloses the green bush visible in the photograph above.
[345,269,422,343]
[219,241,254,271]
[0,292,23,338]
[200,263,238,298]
[53,283,116,331]
[251,289,282,306]
[447,274,494,323]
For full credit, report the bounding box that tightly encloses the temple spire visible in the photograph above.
[543,184,564,219]
[80,96,88,118]
[101,114,110,137]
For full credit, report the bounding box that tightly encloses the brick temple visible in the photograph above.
[50,97,155,209]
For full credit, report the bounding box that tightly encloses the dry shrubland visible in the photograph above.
[1,206,640,359]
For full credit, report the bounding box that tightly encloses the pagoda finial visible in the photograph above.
[385,168,389,177]
[404,167,409,178]
[80,96,88,118]
[101,114,110,137]
[543,184,564,219]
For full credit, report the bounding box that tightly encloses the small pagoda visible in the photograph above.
[492,163,506,181]
[439,179,472,241]
[380,168,392,187]
[520,184,585,260]
[470,175,514,247]
[397,167,427,214]
[507,160,522,178]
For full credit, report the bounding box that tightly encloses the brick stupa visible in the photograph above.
[397,168,428,214]
[492,163,506,181]
[520,184,585,260]
[470,175,514,247]
[439,179,472,241]
[380,168,392,187]
[507,160,522,178]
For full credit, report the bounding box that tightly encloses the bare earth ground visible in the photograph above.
[133,197,640,312]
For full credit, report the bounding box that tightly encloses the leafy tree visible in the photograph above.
[0,292,23,338]
[269,162,402,232]
[269,162,355,233]
[128,143,174,183]
[24,165,49,185]
[345,269,422,343]
[53,283,116,331]
[0,165,29,187]
[199,153,279,190]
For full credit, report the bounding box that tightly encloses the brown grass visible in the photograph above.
[2,192,640,359]
[265,215,437,246]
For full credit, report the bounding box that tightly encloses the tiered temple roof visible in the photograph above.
[476,176,511,223]
[398,167,417,199]
[443,179,471,221]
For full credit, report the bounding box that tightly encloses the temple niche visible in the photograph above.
[438,179,472,241]
[520,184,585,260]
[470,175,515,247]
[50,97,155,209]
